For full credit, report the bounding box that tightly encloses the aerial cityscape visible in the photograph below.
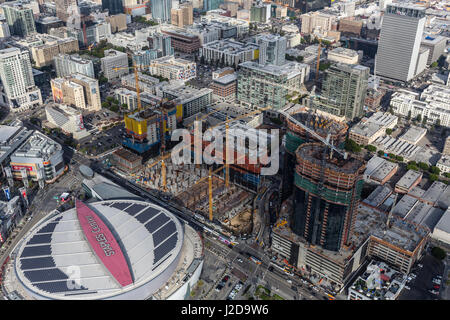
[0,0,447,304]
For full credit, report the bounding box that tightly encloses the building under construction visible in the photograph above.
[292,142,365,252]
[281,110,348,201]
[122,100,181,160]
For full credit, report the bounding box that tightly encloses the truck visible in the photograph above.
[249,256,262,265]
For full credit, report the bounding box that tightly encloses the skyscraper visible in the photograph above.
[102,0,124,14]
[255,34,287,66]
[0,47,42,111]
[314,63,369,121]
[2,1,36,38]
[151,0,172,23]
[292,143,365,252]
[375,4,426,82]
[203,0,223,12]
[152,33,174,57]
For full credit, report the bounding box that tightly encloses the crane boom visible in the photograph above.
[278,109,348,159]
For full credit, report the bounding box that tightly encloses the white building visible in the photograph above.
[436,155,450,174]
[54,54,95,78]
[327,47,360,65]
[45,104,90,140]
[200,39,259,68]
[10,130,64,182]
[101,49,129,81]
[149,55,196,82]
[375,4,426,82]
[390,86,450,127]
[0,47,42,112]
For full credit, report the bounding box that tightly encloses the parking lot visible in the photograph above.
[399,253,445,300]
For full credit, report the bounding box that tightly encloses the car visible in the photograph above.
[429,289,439,295]
[404,285,411,290]
[237,258,243,263]
[222,275,230,282]
[418,264,423,268]
[287,279,292,284]
[433,285,440,289]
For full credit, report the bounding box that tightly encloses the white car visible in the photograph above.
[404,286,411,290]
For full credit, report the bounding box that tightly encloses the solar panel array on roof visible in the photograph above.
[135,207,161,224]
[37,223,58,234]
[33,281,88,294]
[153,221,176,247]
[111,202,132,211]
[24,268,69,283]
[26,234,52,245]
[125,203,147,216]
[20,257,55,270]
[21,245,52,258]
[153,232,178,264]
[146,213,170,233]
[152,254,172,271]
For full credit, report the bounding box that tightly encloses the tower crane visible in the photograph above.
[315,38,322,85]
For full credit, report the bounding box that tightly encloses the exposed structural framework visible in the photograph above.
[292,143,365,252]
[280,109,348,201]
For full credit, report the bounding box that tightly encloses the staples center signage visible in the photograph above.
[76,200,133,287]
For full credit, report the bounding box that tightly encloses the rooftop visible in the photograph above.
[422,181,447,205]
[395,170,422,190]
[350,121,383,138]
[239,61,309,79]
[434,208,450,234]
[398,126,427,145]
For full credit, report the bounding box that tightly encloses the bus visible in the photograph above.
[249,256,262,265]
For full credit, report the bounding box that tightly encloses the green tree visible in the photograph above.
[385,128,393,135]
[366,145,377,152]
[344,139,361,153]
[430,166,440,175]
[396,155,403,162]
[378,150,385,157]
[416,114,422,122]
[418,162,429,171]
[431,247,446,260]
[102,102,110,109]
[407,110,411,120]
[429,174,438,182]
[430,61,438,68]
[407,164,419,171]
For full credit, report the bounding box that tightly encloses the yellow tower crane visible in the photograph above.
[208,167,213,221]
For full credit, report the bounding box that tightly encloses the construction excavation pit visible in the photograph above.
[133,159,254,236]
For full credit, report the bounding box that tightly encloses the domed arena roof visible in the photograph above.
[13,200,184,300]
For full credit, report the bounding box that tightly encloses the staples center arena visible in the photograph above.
[3,200,204,300]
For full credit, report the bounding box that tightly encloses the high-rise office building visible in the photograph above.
[237,61,309,110]
[292,143,365,252]
[171,3,193,27]
[151,0,172,23]
[54,54,95,78]
[55,0,78,22]
[314,63,369,121]
[203,0,223,12]
[250,2,271,23]
[0,47,42,112]
[2,1,36,38]
[152,33,174,56]
[255,34,286,66]
[375,4,426,83]
[102,0,124,14]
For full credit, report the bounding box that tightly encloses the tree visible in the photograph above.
[385,128,393,135]
[430,61,438,68]
[121,103,128,110]
[436,119,441,127]
[102,102,110,109]
[429,174,439,182]
[418,162,429,171]
[416,114,422,122]
[431,247,446,260]
[407,110,412,120]
[430,166,440,175]
[366,145,376,152]
[407,164,419,171]
[396,155,403,162]
[422,115,428,125]
[344,139,361,153]
[444,172,450,179]
[378,150,385,157]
